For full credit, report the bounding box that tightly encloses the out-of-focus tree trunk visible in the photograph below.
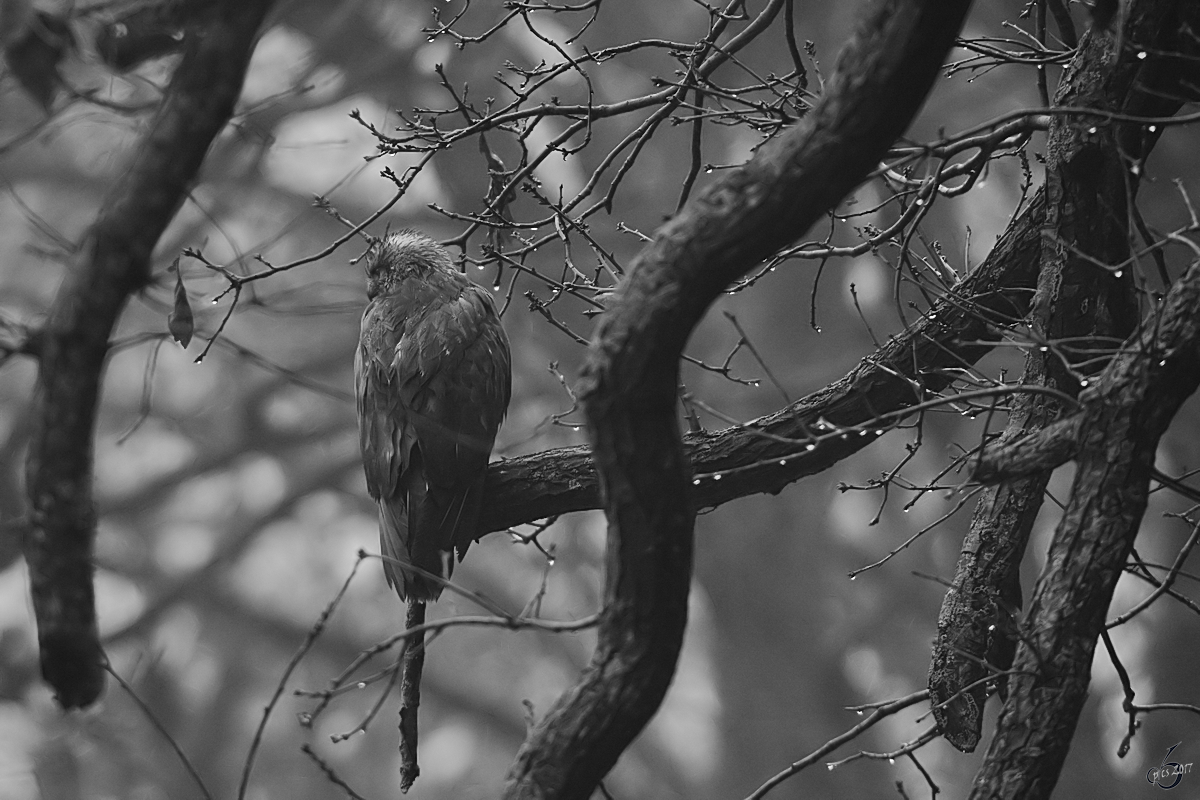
[23,0,274,708]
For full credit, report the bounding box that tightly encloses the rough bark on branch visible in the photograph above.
[927,0,1199,751]
[969,257,1200,798]
[500,1,972,797]
[23,0,274,709]
[970,415,1081,484]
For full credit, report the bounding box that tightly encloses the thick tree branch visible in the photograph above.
[500,1,972,797]
[22,0,274,709]
[927,0,1199,750]
[970,255,1200,798]
[970,414,1081,483]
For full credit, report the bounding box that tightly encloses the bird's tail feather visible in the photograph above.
[379,471,487,602]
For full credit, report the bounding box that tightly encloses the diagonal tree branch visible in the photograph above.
[23,0,275,709]
[480,186,1044,533]
[500,1,972,797]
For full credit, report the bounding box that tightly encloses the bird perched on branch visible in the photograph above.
[355,231,511,602]
[354,231,510,789]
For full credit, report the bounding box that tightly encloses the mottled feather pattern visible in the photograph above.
[355,232,511,601]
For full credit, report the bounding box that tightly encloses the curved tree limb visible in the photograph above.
[23,0,274,708]
[500,1,972,797]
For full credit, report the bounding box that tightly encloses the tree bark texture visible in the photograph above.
[23,0,274,708]
[968,254,1200,799]
[500,1,972,797]
[960,4,1200,791]
[928,0,1199,752]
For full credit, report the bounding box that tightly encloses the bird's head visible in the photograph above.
[364,231,455,299]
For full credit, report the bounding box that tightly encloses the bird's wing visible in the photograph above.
[357,282,426,595]
[399,281,511,558]
[356,274,510,598]
[401,282,511,483]
[356,302,413,502]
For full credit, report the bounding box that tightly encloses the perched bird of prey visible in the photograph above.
[355,231,511,601]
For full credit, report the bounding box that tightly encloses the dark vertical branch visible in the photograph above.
[23,0,274,708]
[501,2,972,798]
[929,0,1192,752]
[969,259,1200,798]
[959,6,1200,790]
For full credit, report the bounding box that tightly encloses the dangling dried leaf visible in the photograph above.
[167,260,193,348]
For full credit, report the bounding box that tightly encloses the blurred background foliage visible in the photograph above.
[1,1,1198,798]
